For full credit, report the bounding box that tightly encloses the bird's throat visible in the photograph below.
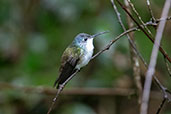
[76,39,94,69]
[85,38,94,52]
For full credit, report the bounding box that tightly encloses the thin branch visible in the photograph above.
[140,1,171,114]
[111,0,142,105]
[0,82,134,96]
[91,27,138,59]
[164,57,171,77]
[116,0,171,63]
[126,0,153,36]
[0,82,166,99]
[47,26,139,114]
[47,70,79,114]
[129,38,171,104]
[146,0,156,21]
[156,16,171,22]
[48,21,150,114]
[156,98,166,114]
[92,7,171,104]
[112,1,171,113]
[125,0,142,105]
[110,0,126,30]
[47,16,171,113]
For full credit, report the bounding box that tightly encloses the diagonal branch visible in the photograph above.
[127,0,153,36]
[164,57,171,77]
[91,27,138,59]
[156,98,166,114]
[140,1,171,114]
[47,17,171,114]
[111,0,142,105]
[47,70,79,114]
[146,0,156,22]
[112,1,171,114]
[116,0,171,63]
[47,26,141,114]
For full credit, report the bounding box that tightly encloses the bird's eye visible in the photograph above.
[84,38,87,41]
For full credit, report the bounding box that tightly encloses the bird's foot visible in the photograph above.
[59,84,64,90]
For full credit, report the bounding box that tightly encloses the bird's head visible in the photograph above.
[72,31,109,47]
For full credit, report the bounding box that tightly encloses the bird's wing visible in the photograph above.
[54,47,81,89]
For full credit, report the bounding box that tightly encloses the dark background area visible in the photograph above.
[0,0,170,114]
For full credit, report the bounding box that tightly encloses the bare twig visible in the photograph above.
[47,70,79,114]
[128,37,171,105]
[156,97,166,114]
[146,0,156,21]
[47,15,171,113]
[140,1,171,114]
[110,0,125,29]
[92,17,167,59]
[91,27,138,59]
[125,0,142,105]
[164,57,171,77]
[111,0,142,105]
[126,0,153,36]
[112,1,171,113]
[0,82,134,96]
[116,0,171,63]
[48,21,152,114]
[156,16,171,22]
[0,82,167,99]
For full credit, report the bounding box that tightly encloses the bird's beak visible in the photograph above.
[91,31,109,38]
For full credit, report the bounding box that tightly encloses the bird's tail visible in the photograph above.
[53,69,77,89]
[53,78,60,89]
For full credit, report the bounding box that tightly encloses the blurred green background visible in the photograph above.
[0,0,170,114]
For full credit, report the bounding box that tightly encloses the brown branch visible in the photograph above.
[116,0,171,63]
[156,98,166,114]
[91,27,138,59]
[47,16,171,113]
[127,0,153,36]
[0,82,165,98]
[140,0,171,114]
[47,70,79,114]
[111,0,142,105]
[112,1,171,114]
[47,27,139,114]
[93,4,169,61]
[47,23,140,114]
[92,13,171,105]
[125,0,142,105]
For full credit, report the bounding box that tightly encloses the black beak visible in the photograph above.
[91,31,109,38]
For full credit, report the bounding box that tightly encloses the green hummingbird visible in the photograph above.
[54,31,108,89]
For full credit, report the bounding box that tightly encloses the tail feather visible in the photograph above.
[53,77,60,88]
[53,63,77,89]
[54,57,79,89]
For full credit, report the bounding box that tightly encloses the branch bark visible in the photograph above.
[47,16,171,114]
[125,0,142,106]
[111,0,142,106]
[116,0,171,63]
[140,1,171,114]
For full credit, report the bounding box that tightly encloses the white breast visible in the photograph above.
[76,39,94,69]
[86,38,94,52]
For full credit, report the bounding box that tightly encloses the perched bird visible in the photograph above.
[54,31,108,89]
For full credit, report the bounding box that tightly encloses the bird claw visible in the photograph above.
[59,84,64,90]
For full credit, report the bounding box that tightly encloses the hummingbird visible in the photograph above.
[54,31,108,89]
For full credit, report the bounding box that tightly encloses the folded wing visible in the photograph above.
[54,47,80,89]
